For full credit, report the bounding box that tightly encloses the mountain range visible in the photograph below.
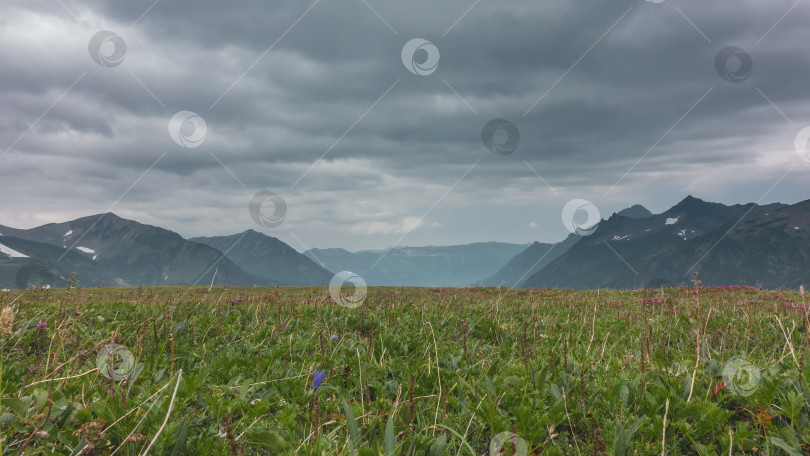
[304,242,528,287]
[0,214,269,288]
[0,195,808,289]
[522,196,808,289]
[191,230,333,286]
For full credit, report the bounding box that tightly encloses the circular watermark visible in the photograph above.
[329,271,367,309]
[489,432,528,456]
[96,344,137,381]
[794,126,810,162]
[15,264,54,290]
[482,119,520,156]
[88,30,127,68]
[168,111,207,148]
[714,46,752,83]
[401,38,440,76]
[561,199,601,236]
[249,191,287,228]
[722,357,761,396]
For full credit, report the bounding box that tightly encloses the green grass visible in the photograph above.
[0,284,808,455]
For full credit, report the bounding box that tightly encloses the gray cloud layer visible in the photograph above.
[1,0,809,251]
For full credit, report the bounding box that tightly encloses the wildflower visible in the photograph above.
[313,370,325,390]
[0,306,14,336]
[330,334,338,341]
[178,323,185,330]
[36,321,47,329]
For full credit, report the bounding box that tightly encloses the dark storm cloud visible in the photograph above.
[1,0,809,250]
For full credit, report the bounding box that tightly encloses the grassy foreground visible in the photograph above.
[0,284,809,455]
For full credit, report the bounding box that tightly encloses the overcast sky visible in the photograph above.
[2,0,810,251]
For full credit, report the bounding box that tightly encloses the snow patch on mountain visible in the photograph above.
[76,246,95,254]
[665,217,679,225]
[64,230,73,236]
[0,243,28,258]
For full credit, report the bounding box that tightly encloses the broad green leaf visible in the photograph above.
[485,374,497,400]
[428,434,447,456]
[32,388,48,410]
[244,429,291,451]
[169,417,189,456]
[681,373,692,399]
[549,384,563,402]
[52,397,72,416]
[127,363,145,386]
[620,384,629,406]
[614,420,627,456]
[384,414,395,456]
[614,417,643,456]
[1,398,26,417]
[239,378,253,401]
[90,399,114,422]
[770,437,803,456]
[342,399,360,448]
[154,367,167,383]
[0,412,16,425]
[627,417,644,438]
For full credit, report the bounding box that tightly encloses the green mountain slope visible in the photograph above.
[192,230,333,286]
[0,213,269,288]
[521,196,796,289]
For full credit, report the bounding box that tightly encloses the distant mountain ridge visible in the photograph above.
[617,204,653,219]
[305,242,528,286]
[1,195,808,289]
[478,234,581,287]
[191,230,333,286]
[521,196,801,289]
[0,213,269,288]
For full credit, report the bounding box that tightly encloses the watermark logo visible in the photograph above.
[401,38,440,76]
[714,46,752,83]
[794,126,810,162]
[168,111,207,148]
[482,119,520,156]
[722,356,761,396]
[561,199,601,236]
[489,432,528,456]
[15,264,54,290]
[96,344,137,380]
[329,271,367,309]
[88,30,127,68]
[249,191,287,228]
